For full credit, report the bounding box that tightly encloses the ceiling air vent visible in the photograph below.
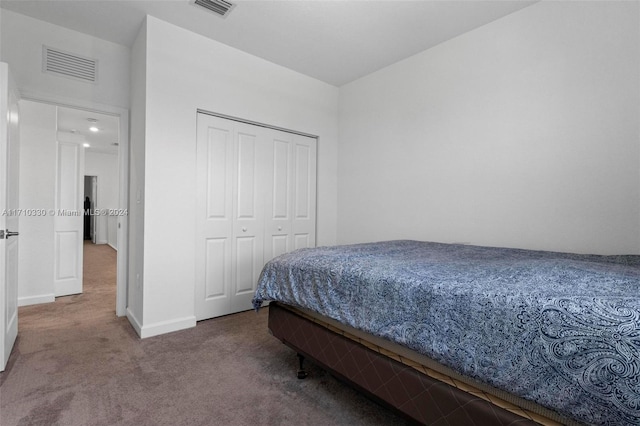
[192,0,236,18]
[43,46,98,84]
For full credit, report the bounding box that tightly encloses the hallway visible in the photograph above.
[17,242,117,332]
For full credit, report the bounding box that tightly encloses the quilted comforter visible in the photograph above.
[252,240,640,425]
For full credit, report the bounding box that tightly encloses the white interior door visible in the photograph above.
[53,139,84,296]
[0,63,20,372]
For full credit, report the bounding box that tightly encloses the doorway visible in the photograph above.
[59,106,121,312]
[84,175,97,243]
[17,98,129,317]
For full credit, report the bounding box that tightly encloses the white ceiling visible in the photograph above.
[0,0,537,87]
[57,106,120,155]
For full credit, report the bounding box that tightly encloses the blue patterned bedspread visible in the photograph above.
[252,240,640,425]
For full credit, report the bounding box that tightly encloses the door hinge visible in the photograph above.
[0,230,4,239]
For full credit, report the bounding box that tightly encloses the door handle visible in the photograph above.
[0,230,19,239]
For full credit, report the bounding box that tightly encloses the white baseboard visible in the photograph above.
[139,316,197,339]
[126,308,143,337]
[18,294,55,307]
[108,242,118,251]
[95,240,108,245]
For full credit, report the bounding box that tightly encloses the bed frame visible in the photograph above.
[268,302,572,426]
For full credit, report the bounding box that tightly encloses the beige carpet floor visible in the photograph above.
[0,242,408,426]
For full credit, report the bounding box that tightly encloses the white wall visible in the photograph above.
[338,1,640,255]
[0,9,130,110]
[17,100,56,306]
[85,151,119,247]
[129,16,339,337]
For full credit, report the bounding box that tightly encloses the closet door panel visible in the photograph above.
[196,116,234,320]
[271,139,290,220]
[206,131,230,219]
[204,238,228,299]
[264,131,293,263]
[196,113,316,321]
[236,132,257,219]
[234,236,257,294]
[292,135,317,249]
[231,124,264,313]
[270,235,289,259]
[294,234,311,251]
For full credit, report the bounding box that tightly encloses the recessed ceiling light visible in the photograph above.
[89,126,99,132]
[83,143,90,148]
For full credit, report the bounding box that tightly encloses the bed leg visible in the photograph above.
[297,353,308,379]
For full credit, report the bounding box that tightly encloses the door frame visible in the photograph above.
[21,90,129,317]
[197,109,318,139]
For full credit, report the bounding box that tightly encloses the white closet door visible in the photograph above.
[196,115,267,319]
[263,130,293,262]
[196,113,315,321]
[264,131,317,259]
[195,116,234,320]
[291,134,316,250]
[230,122,266,314]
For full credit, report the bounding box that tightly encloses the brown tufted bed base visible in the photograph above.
[268,302,574,426]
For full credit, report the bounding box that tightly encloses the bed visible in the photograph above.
[252,240,640,425]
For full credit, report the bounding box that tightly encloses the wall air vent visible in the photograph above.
[43,46,98,84]
[192,0,236,18]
